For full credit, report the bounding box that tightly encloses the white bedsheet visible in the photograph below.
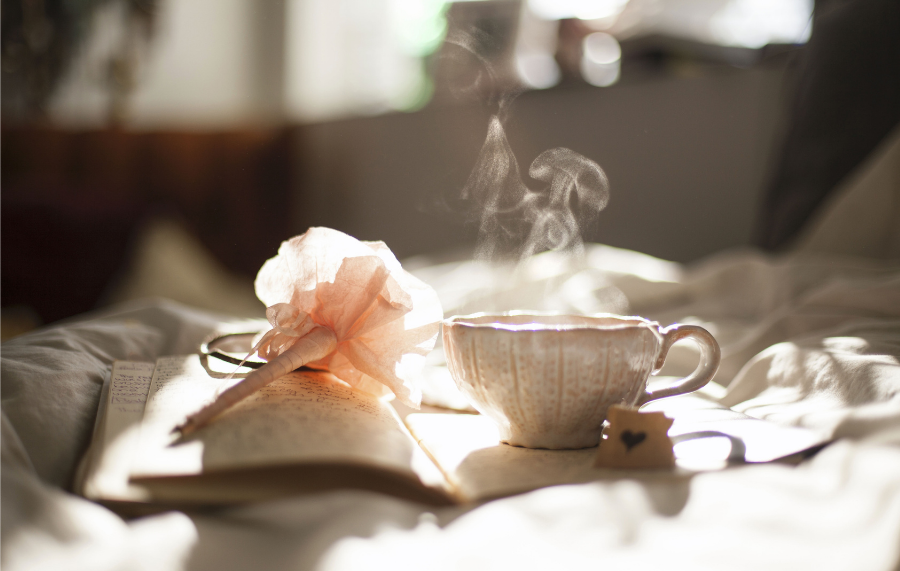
[4,131,899,571]
[3,245,899,571]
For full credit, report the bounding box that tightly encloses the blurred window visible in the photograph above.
[283,0,449,122]
[25,0,812,128]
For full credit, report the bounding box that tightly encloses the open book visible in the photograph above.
[77,356,831,513]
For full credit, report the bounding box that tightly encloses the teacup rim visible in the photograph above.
[442,311,661,332]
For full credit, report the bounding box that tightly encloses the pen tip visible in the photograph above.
[173,419,194,437]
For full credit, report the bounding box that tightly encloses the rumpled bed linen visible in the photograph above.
[3,240,900,571]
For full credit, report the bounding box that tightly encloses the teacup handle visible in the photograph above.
[637,324,721,407]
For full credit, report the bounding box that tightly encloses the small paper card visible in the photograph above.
[594,405,676,470]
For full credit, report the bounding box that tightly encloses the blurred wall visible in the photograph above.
[36,0,790,264]
[1,60,788,328]
[293,60,788,262]
[3,0,795,328]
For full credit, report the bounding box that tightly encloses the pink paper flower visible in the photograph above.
[179,227,443,435]
[253,227,442,406]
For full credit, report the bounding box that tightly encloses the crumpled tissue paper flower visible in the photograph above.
[179,227,443,434]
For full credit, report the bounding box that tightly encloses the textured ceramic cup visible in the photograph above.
[442,313,721,449]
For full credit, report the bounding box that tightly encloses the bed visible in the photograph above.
[3,121,899,570]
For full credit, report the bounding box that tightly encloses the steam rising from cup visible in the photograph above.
[463,115,610,262]
[442,29,611,263]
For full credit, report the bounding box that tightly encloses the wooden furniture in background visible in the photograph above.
[2,127,295,325]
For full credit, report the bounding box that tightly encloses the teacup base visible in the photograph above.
[499,426,603,450]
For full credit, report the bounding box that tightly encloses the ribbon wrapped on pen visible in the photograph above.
[177,227,444,436]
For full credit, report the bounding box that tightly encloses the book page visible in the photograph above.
[131,355,446,495]
[81,361,156,501]
[406,413,605,502]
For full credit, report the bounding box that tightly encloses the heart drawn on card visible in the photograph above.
[620,430,647,451]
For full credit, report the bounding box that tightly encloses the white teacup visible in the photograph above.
[442,313,721,449]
